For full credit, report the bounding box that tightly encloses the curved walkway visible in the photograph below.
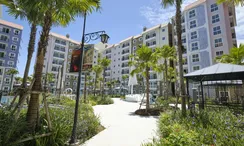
[83,98,158,146]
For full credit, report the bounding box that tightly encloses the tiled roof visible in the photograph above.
[0,19,23,30]
[184,0,206,11]
[49,32,80,44]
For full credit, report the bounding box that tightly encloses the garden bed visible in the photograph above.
[134,108,163,116]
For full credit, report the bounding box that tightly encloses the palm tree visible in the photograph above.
[26,0,101,131]
[161,0,186,116]
[6,69,19,93]
[99,58,111,98]
[216,44,244,65]
[14,77,23,85]
[122,75,129,96]
[92,65,102,96]
[218,0,244,6]
[155,45,176,99]
[129,45,158,112]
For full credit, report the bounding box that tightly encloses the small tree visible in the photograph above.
[99,58,111,98]
[121,75,129,96]
[129,45,158,112]
[6,69,19,93]
[92,65,102,96]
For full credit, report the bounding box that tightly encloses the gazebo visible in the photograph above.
[184,63,244,109]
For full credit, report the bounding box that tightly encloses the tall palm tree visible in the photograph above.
[129,45,158,111]
[161,0,186,116]
[25,0,101,131]
[155,45,176,99]
[99,58,111,98]
[0,0,41,116]
[6,69,19,93]
[92,64,102,96]
[218,0,244,6]
[216,44,244,65]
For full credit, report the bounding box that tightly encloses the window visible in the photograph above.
[182,37,186,43]
[211,3,218,12]
[162,29,165,32]
[189,9,196,18]
[8,61,14,67]
[191,42,199,51]
[182,26,186,33]
[0,60,4,66]
[4,78,10,84]
[2,27,10,33]
[162,37,165,40]
[0,52,5,58]
[0,35,8,41]
[191,31,198,39]
[12,37,19,42]
[192,54,199,62]
[9,53,16,59]
[14,30,20,35]
[219,91,229,97]
[213,26,221,35]
[11,45,17,51]
[216,51,224,56]
[215,38,223,47]
[190,20,197,29]
[193,66,200,71]
[212,14,220,23]
[0,43,6,49]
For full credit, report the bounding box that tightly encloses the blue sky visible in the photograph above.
[2,0,244,77]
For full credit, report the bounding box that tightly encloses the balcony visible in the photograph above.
[55,39,66,46]
[122,63,129,68]
[149,75,157,80]
[54,46,65,52]
[122,50,130,55]
[232,33,236,39]
[121,71,129,75]
[146,41,156,47]
[122,43,130,48]
[145,33,156,40]
[106,50,111,54]
[122,56,129,61]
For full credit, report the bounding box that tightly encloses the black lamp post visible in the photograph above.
[69,13,109,144]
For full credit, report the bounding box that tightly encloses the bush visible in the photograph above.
[144,109,244,146]
[0,102,102,146]
[88,95,114,105]
[47,96,75,107]
[0,109,28,146]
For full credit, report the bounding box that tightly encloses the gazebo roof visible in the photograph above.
[184,63,244,81]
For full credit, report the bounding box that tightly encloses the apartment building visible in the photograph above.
[0,19,23,94]
[101,23,172,95]
[171,0,237,96]
[43,33,105,94]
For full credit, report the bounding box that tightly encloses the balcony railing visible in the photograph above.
[122,50,130,54]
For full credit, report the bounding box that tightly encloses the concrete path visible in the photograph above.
[83,98,158,146]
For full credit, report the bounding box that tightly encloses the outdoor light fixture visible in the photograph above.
[70,12,110,144]
[100,33,109,44]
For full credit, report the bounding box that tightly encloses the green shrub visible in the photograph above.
[145,109,244,146]
[0,109,28,146]
[87,95,114,105]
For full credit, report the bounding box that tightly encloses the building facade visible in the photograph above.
[171,0,236,96]
[43,33,105,94]
[0,19,23,94]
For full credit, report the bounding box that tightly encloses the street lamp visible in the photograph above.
[69,13,109,144]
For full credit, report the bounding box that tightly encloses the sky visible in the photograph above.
[2,0,244,77]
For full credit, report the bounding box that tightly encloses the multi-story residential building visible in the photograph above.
[171,0,237,95]
[101,23,172,95]
[43,33,105,94]
[0,19,23,94]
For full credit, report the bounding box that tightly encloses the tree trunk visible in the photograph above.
[146,68,150,111]
[84,73,87,103]
[102,70,105,99]
[9,74,14,93]
[26,13,52,131]
[94,75,97,96]
[165,59,168,99]
[176,0,186,116]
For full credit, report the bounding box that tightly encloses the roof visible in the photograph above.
[185,63,244,81]
[49,32,80,44]
[0,19,23,30]
[143,23,168,33]
[184,0,206,11]
[120,36,133,43]
[134,34,142,39]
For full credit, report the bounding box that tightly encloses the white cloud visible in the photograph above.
[140,0,244,44]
